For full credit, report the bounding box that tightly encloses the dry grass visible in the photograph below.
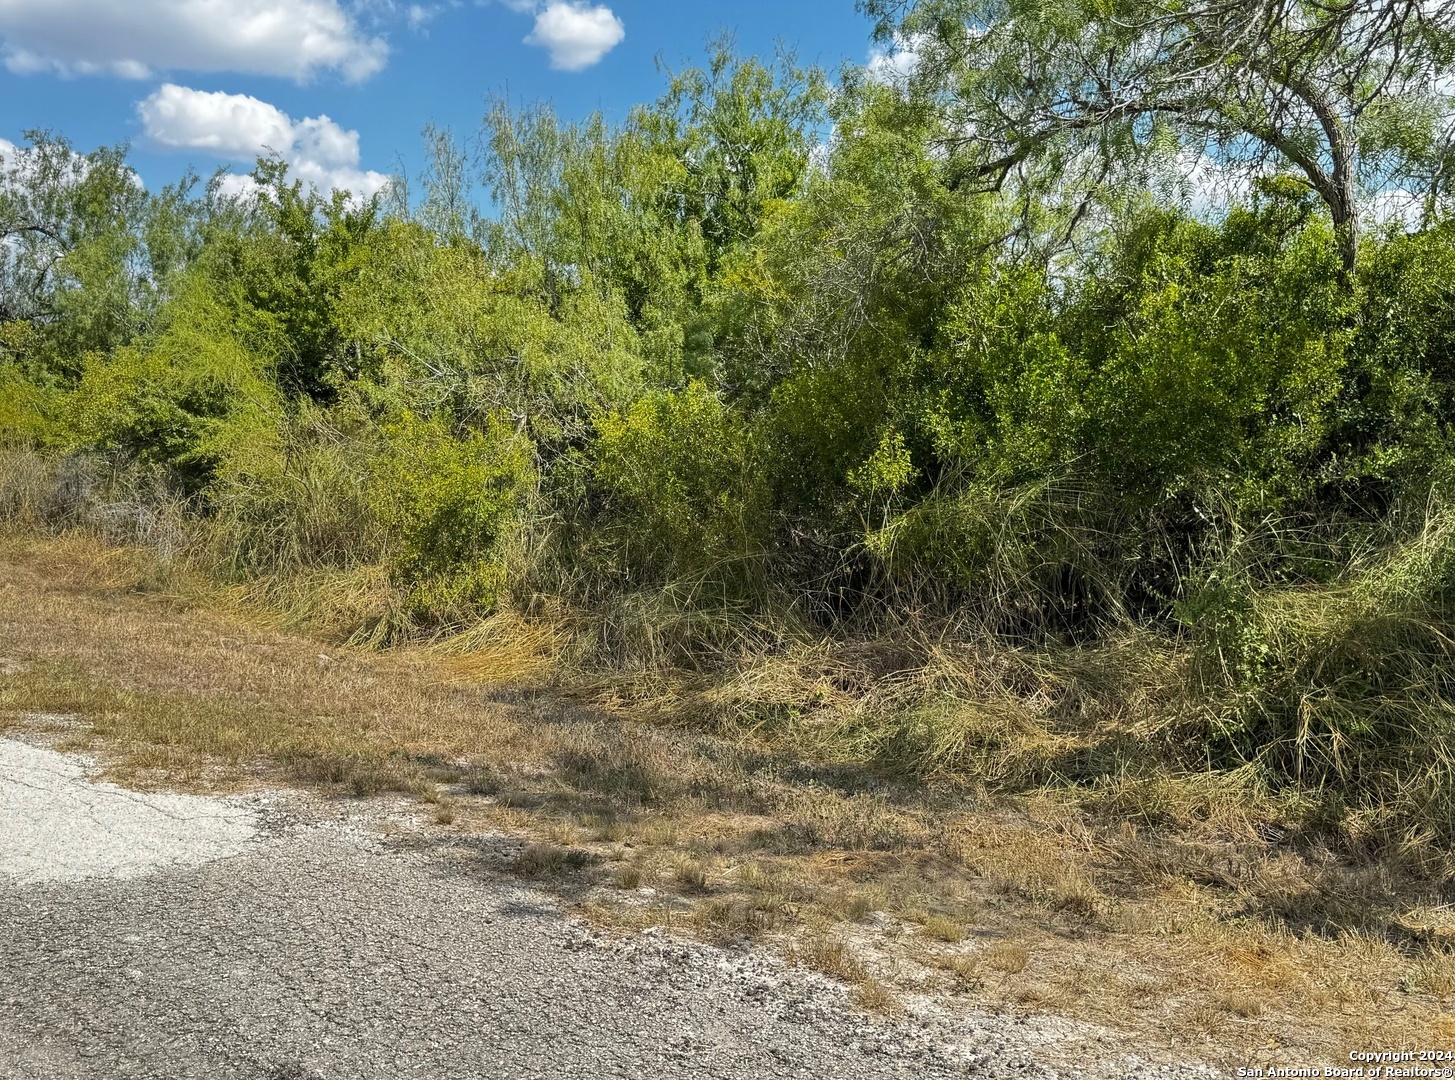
[791,936,870,983]
[2,533,1453,1069]
[926,951,982,990]
[511,844,595,877]
[850,978,904,1015]
[920,915,969,943]
[983,942,1030,975]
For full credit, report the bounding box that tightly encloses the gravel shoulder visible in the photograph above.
[0,736,1220,1080]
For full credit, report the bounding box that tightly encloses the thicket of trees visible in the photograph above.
[7,5,1455,844]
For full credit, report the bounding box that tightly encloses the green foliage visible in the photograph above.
[1066,204,1353,505]
[60,276,281,489]
[0,132,154,373]
[368,410,534,619]
[207,411,382,579]
[645,40,829,273]
[1338,219,1455,498]
[864,0,1455,270]
[930,263,1087,484]
[0,322,59,446]
[229,161,385,401]
[332,218,645,448]
[595,381,767,582]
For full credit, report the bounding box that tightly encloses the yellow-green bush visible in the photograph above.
[368,410,535,621]
[59,280,282,489]
[595,380,768,585]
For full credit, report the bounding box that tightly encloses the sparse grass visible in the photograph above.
[792,936,869,984]
[927,951,982,990]
[1,533,1454,1069]
[851,978,903,1015]
[511,844,594,877]
[920,915,969,943]
[690,897,776,942]
[672,857,711,895]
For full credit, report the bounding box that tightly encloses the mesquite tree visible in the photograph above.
[863,0,1455,273]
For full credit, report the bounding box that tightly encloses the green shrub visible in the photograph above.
[0,360,58,449]
[595,380,768,585]
[1064,206,1352,508]
[59,280,282,491]
[1337,219,1455,499]
[368,410,534,621]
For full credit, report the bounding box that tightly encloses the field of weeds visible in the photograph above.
[2,530,1452,1069]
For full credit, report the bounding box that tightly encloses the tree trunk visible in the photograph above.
[1332,195,1358,280]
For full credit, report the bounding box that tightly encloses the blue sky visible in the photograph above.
[0,1,878,197]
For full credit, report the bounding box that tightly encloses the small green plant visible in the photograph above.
[594,380,767,586]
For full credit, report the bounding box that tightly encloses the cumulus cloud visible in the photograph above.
[0,0,387,81]
[866,35,922,86]
[523,2,623,71]
[139,84,390,200]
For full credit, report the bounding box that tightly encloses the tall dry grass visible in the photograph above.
[6,443,1455,864]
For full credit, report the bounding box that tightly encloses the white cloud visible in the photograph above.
[0,0,387,81]
[523,2,623,71]
[861,33,919,87]
[139,84,294,158]
[139,84,390,201]
[406,4,441,30]
[866,40,920,85]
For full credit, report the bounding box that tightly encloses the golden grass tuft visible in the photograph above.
[920,915,969,943]
[983,942,1030,975]
[792,937,869,984]
[851,978,904,1015]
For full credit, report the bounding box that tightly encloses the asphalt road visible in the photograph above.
[0,737,1208,1080]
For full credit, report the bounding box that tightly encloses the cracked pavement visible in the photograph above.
[0,739,256,883]
[0,738,1212,1080]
